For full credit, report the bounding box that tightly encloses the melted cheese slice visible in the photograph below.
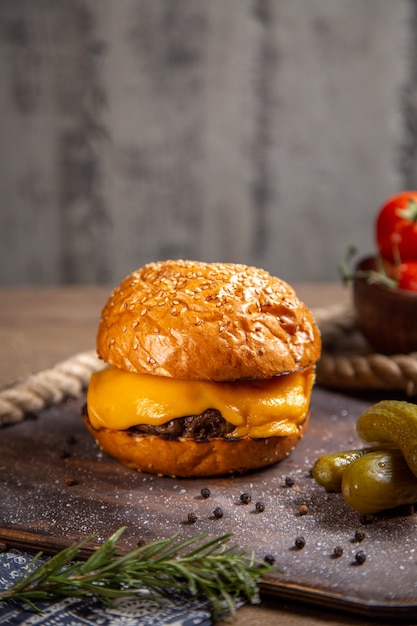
[87,366,315,439]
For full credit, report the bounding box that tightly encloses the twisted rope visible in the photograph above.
[314,303,417,397]
[0,351,104,427]
[1,303,416,428]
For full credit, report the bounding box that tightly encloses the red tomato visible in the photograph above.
[397,262,417,293]
[376,191,417,263]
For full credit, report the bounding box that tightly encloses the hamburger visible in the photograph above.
[83,259,321,477]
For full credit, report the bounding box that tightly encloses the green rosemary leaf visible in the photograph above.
[78,526,125,572]
[0,529,273,619]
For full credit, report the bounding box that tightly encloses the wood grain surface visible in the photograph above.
[0,1,414,287]
[2,387,417,622]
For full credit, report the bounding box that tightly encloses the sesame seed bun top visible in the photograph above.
[96,259,321,381]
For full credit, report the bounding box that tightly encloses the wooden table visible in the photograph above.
[0,284,398,626]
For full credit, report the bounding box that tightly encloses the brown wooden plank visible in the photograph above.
[0,527,102,560]
[2,387,417,620]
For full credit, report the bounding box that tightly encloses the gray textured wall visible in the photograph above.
[0,0,415,286]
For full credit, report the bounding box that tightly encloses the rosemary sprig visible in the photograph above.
[0,527,273,619]
[338,245,397,288]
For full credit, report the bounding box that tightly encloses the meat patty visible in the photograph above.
[128,409,235,442]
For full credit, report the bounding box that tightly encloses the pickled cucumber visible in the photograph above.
[356,400,417,478]
[341,449,417,514]
[312,449,375,491]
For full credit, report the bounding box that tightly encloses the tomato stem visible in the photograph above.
[338,247,397,288]
[396,198,417,224]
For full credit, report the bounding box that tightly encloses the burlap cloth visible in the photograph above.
[1,302,416,428]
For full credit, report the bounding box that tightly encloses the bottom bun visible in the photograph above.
[83,409,309,477]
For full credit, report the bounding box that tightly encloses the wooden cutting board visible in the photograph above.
[1,387,417,621]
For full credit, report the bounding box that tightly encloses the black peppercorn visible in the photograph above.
[255,501,265,513]
[64,476,78,486]
[355,550,366,565]
[332,546,343,558]
[285,476,295,487]
[200,487,211,499]
[294,536,306,550]
[353,530,366,543]
[264,554,275,565]
[240,492,251,505]
[187,512,198,524]
[213,506,223,519]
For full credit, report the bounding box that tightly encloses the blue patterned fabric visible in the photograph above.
[0,550,213,626]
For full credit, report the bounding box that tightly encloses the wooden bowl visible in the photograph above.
[353,256,417,354]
